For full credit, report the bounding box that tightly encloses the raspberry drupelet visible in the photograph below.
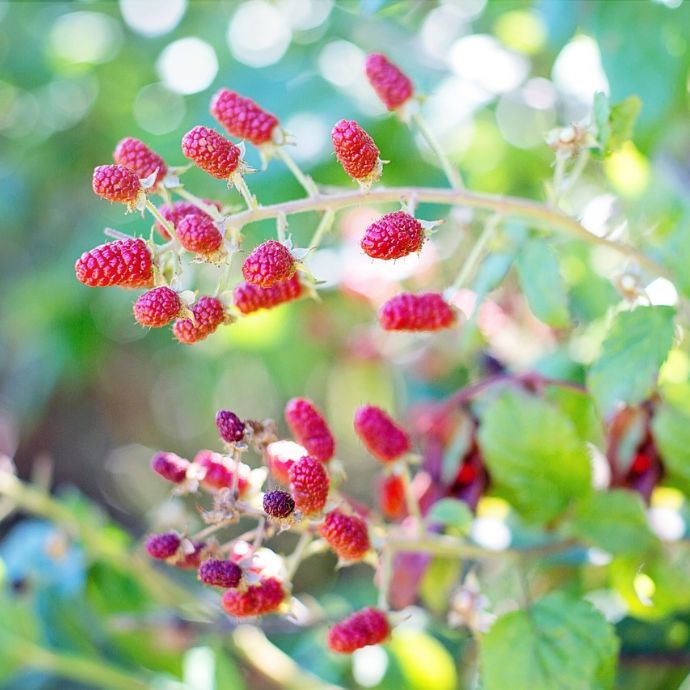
[327,607,391,653]
[192,450,250,495]
[154,199,222,239]
[379,293,456,332]
[378,473,407,520]
[151,451,190,483]
[221,577,285,617]
[92,164,142,207]
[198,559,242,588]
[133,287,183,328]
[319,510,370,561]
[75,238,153,289]
[331,119,382,185]
[242,240,296,289]
[181,125,241,179]
[146,532,181,560]
[354,404,411,462]
[215,410,245,444]
[284,397,335,463]
[263,490,296,519]
[233,275,302,315]
[361,211,425,260]
[112,137,167,187]
[172,296,226,344]
[210,88,280,146]
[365,53,414,111]
[176,214,223,256]
[288,456,330,515]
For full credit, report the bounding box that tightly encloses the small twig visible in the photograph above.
[285,532,313,580]
[411,111,464,189]
[145,200,179,242]
[173,187,224,221]
[377,545,393,611]
[276,147,319,197]
[307,210,336,252]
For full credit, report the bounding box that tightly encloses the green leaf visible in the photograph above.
[608,95,642,152]
[659,221,690,299]
[0,588,40,684]
[516,240,570,328]
[587,306,675,416]
[652,403,690,496]
[544,384,603,446]
[480,593,619,690]
[565,489,659,556]
[426,498,473,534]
[592,91,611,156]
[477,389,591,523]
[389,630,457,690]
[419,557,462,614]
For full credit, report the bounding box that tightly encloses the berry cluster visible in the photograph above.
[74,52,460,345]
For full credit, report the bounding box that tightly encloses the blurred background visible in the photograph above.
[2,0,690,688]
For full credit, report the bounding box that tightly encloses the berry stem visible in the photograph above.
[173,187,224,221]
[558,150,591,200]
[145,200,179,242]
[276,147,319,197]
[285,531,313,580]
[307,210,336,252]
[232,173,258,210]
[192,515,238,541]
[411,111,464,189]
[377,545,393,611]
[399,463,423,535]
[103,227,133,241]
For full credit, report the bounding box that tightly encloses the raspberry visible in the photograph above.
[233,275,302,315]
[181,125,241,179]
[177,214,223,256]
[378,473,407,520]
[172,296,226,344]
[263,490,295,519]
[75,238,153,289]
[174,541,207,569]
[151,451,190,483]
[354,405,411,462]
[379,293,456,332]
[331,119,381,183]
[210,88,280,146]
[241,240,296,288]
[198,558,242,588]
[133,287,182,328]
[221,577,285,617]
[284,397,335,463]
[265,440,307,485]
[154,200,222,239]
[327,607,390,653]
[365,53,414,111]
[92,164,142,205]
[319,510,370,561]
[112,137,167,186]
[288,456,330,515]
[193,450,249,495]
[361,211,424,260]
[146,532,180,560]
[215,410,245,444]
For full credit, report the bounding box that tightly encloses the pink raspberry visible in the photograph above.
[331,119,381,183]
[379,293,456,332]
[92,164,142,205]
[198,559,242,588]
[378,473,407,520]
[192,450,249,495]
[265,440,306,485]
[221,577,285,617]
[181,125,241,179]
[177,214,223,256]
[354,405,411,462]
[288,456,330,515]
[210,88,280,146]
[361,211,424,260]
[242,240,296,288]
[319,510,370,561]
[154,200,222,239]
[75,238,153,289]
[215,410,245,444]
[233,275,302,315]
[327,607,390,653]
[133,287,182,328]
[151,452,190,483]
[263,490,295,519]
[284,397,335,463]
[146,532,180,560]
[365,53,414,111]
[112,137,167,186]
[172,296,226,344]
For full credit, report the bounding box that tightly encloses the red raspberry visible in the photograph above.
[193,450,250,495]
[327,607,390,653]
[215,410,245,444]
[365,53,414,111]
[354,405,411,462]
[181,125,241,179]
[319,510,370,561]
[221,577,285,617]
[263,489,295,519]
[242,240,296,288]
[284,397,335,463]
[198,558,242,588]
[151,451,190,483]
[288,456,330,515]
[361,211,424,260]
[379,293,456,332]
[75,238,153,289]
[172,296,226,344]
[146,532,180,560]
[154,200,222,239]
[92,164,142,205]
[112,137,167,186]
[265,440,306,485]
[133,287,182,328]
[233,274,302,315]
[331,119,381,182]
[378,473,407,520]
[210,88,280,146]
[176,214,223,256]
[173,541,207,569]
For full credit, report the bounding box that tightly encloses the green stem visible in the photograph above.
[411,111,464,189]
[145,200,179,242]
[307,210,336,251]
[559,150,591,200]
[399,463,423,535]
[448,214,502,295]
[232,174,257,210]
[173,187,224,221]
[276,148,319,197]
[377,545,393,611]
[286,532,313,580]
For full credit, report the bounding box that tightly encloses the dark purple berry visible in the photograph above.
[198,558,242,588]
[215,410,245,444]
[151,452,190,483]
[263,490,296,519]
[146,532,180,560]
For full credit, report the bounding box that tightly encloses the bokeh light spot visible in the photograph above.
[119,0,186,37]
[133,83,186,135]
[157,37,218,95]
[228,1,292,68]
[50,12,122,65]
